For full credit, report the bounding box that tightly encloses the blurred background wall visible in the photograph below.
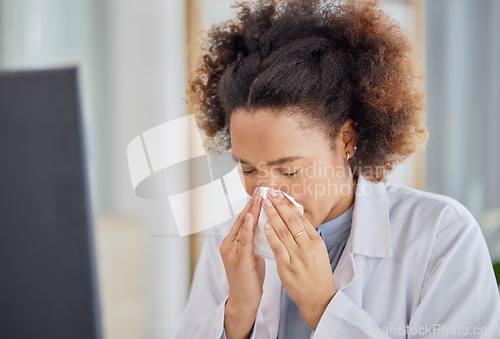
[0,0,498,338]
[425,0,500,264]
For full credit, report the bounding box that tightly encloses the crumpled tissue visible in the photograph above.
[253,187,304,260]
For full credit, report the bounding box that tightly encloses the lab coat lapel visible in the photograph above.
[333,176,393,293]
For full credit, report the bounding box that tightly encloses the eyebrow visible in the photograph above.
[231,153,304,166]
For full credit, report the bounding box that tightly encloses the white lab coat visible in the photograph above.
[175,176,500,338]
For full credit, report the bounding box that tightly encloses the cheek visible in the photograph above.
[290,171,333,201]
[242,178,257,197]
[286,166,345,223]
[277,165,326,203]
[283,178,327,216]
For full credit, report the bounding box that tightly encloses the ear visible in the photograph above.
[340,119,357,154]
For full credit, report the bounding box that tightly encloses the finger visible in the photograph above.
[236,192,262,240]
[236,213,256,254]
[278,193,318,239]
[228,187,259,239]
[263,221,290,264]
[262,196,299,254]
[267,190,310,246]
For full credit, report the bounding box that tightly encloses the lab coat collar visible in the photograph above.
[348,175,393,258]
[333,175,393,291]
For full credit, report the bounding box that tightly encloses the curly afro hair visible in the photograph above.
[186,0,428,182]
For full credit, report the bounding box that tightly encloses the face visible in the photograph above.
[230,107,356,227]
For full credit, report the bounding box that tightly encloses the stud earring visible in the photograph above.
[353,146,358,151]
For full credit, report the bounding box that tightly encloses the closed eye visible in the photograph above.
[281,170,300,177]
[240,169,301,178]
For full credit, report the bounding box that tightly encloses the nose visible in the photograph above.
[256,176,275,190]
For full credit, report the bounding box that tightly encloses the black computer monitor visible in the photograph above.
[0,68,103,339]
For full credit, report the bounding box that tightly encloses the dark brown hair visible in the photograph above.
[186,0,428,182]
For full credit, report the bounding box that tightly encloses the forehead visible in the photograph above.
[229,108,329,163]
[231,108,307,133]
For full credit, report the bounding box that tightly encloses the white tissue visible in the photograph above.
[253,187,304,260]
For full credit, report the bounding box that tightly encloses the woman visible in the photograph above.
[175,0,500,338]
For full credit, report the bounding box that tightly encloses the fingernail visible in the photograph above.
[253,187,258,196]
[264,222,271,230]
[245,213,250,222]
[263,199,272,208]
[268,189,277,197]
[277,191,284,199]
[253,196,259,205]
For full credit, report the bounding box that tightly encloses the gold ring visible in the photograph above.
[293,229,306,239]
[234,236,240,242]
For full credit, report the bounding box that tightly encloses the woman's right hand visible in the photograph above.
[220,187,264,338]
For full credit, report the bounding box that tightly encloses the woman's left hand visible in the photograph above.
[263,189,337,330]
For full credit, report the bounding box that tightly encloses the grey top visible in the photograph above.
[277,203,354,339]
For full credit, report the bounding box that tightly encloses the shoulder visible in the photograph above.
[383,181,477,234]
[379,183,490,282]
